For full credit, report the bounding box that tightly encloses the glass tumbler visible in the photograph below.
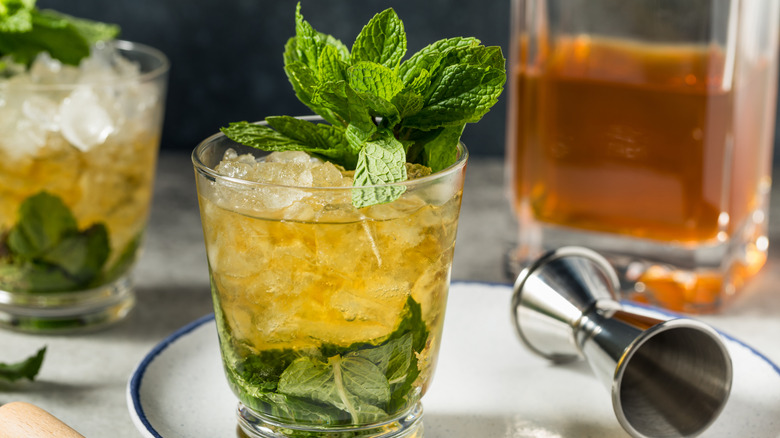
[193,123,467,438]
[0,41,169,331]
[506,0,779,313]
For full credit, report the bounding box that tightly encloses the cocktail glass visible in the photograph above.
[193,118,467,438]
[0,41,169,332]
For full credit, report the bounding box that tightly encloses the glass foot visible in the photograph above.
[0,275,135,333]
[236,402,424,438]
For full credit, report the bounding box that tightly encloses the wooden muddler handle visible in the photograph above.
[0,402,84,438]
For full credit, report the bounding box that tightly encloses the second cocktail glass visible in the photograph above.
[0,40,169,331]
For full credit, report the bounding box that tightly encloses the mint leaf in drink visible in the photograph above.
[7,191,78,259]
[39,223,109,285]
[0,346,46,383]
[0,192,111,293]
[0,2,119,66]
[277,355,391,424]
[222,296,429,427]
[223,3,505,208]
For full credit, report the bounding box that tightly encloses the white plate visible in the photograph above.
[127,282,780,437]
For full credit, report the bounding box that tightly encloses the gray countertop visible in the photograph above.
[1,152,779,437]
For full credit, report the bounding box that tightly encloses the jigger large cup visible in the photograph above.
[511,247,733,438]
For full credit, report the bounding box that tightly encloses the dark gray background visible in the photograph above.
[33,0,780,160]
[36,0,512,156]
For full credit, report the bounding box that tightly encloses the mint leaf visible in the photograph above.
[255,391,350,425]
[278,355,390,424]
[352,128,407,208]
[221,119,358,169]
[351,333,413,385]
[289,2,352,117]
[317,44,347,83]
[345,123,375,154]
[403,46,506,129]
[0,8,118,65]
[391,69,431,120]
[39,223,109,284]
[351,8,406,69]
[0,0,33,33]
[398,37,480,83]
[422,123,466,172]
[7,192,77,259]
[1,192,111,293]
[284,61,344,126]
[0,346,46,383]
[55,10,119,46]
[347,61,404,101]
[311,81,400,132]
[267,115,358,167]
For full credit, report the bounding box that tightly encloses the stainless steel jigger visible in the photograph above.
[511,247,733,438]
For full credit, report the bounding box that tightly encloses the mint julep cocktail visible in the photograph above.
[0,1,169,331]
[194,4,504,437]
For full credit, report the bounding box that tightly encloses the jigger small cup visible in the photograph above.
[511,247,733,438]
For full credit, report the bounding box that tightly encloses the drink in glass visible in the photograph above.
[0,41,169,331]
[193,126,467,437]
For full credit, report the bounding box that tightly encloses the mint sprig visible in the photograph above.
[0,0,119,66]
[221,3,506,208]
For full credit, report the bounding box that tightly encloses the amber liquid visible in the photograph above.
[511,37,773,311]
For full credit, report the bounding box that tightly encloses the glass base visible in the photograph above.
[508,217,768,314]
[236,402,424,438]
[0,275,135,333]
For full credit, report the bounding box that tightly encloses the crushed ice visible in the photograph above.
[0,42,151,157]
[213,149,354,212]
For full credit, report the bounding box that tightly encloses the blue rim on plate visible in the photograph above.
[126,282,780,437]
[127,313,216,438]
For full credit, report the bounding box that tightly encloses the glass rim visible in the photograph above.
[191,116,469,191]
[0,39,170,91]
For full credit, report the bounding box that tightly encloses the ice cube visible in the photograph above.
[22,95,59,131]
[311,161,351,187]
[78,43,125,83]
[29,52,79,85]
[265,151,313,164]
[0,117,48,159]
[59,86,116,151]
[118,82,159,121]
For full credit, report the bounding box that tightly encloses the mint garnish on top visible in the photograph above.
[0,0,119,66]
[221,3,506,208]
